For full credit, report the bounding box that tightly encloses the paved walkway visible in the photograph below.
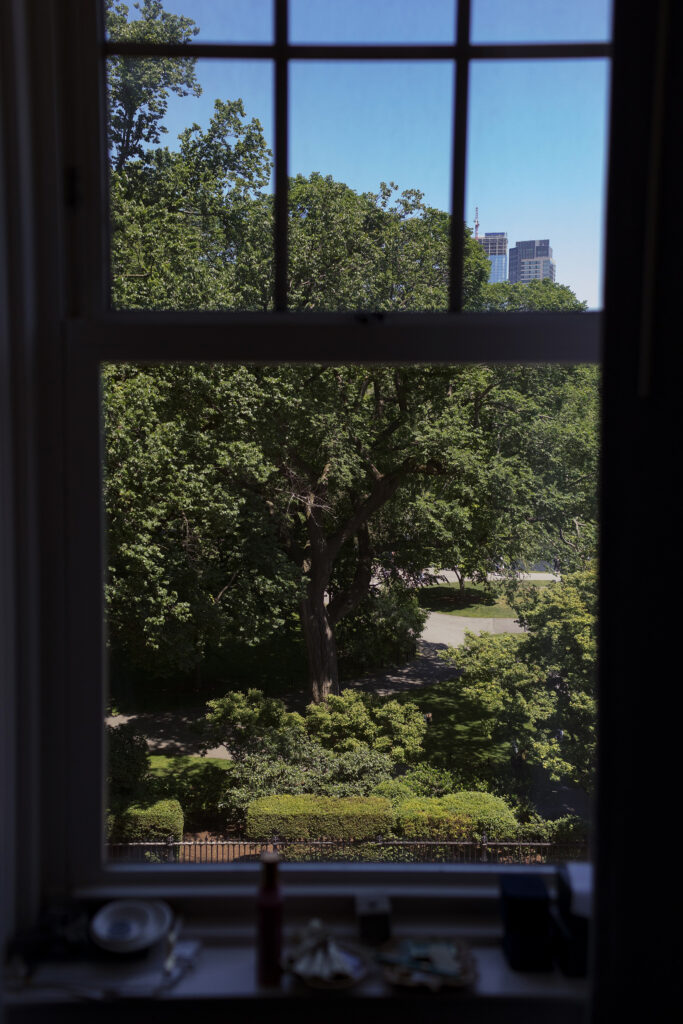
[106,610,524,753]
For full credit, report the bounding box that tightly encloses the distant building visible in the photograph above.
[508,239,556,284]
[477,232,508,283]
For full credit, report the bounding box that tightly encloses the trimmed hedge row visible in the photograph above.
[245,791,579,843]
[246,795,393,840]
[108,799,184,842]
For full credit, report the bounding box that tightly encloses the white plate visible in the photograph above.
[90,900,173,953]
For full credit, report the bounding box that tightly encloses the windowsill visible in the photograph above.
[5,919,589,1022]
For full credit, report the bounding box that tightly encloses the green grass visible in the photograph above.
[417,580,554,618]
[148,754,230,776]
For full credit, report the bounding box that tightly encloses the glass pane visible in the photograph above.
[472,0,612,44]
[288,61,454,310]
[290,0,456,44]
[107,58,274,310]
[105,0,274,44]
[104,361,598,865]
[466,60,610,310]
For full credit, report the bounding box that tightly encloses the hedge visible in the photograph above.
[246,795,393,840]
[440,791,519,840]
[109,799,184,842]
[396,798,472,840]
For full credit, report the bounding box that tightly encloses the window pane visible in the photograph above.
[105,0,274,44]
[471,0,612,44]
[466,60,610,310]
[288,61,454,311]
[107,58,274,310]
[290,0,456,44]
[103,361,598,865]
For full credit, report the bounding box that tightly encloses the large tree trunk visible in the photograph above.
[299,595,340,703]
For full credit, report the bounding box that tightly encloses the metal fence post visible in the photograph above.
[167,835,175,863]
[480,832,488,863]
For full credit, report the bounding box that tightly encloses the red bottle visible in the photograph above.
[257,852,283,987]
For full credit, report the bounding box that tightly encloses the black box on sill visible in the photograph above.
[500,874,553,971]
[551,862,592,976]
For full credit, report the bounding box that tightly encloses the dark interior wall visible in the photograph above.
[595,0,680,1018]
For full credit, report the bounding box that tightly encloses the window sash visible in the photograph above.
[55,0,606,893]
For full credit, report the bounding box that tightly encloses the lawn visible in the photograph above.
[417,580,554,618]
[148,754,230,776]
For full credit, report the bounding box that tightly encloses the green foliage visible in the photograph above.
[396,798,471,840]
[246,795,393,841]
[480,279,588,313]
[400,765,460,797]
[148,756,230,831]
[516,813,589,844]
[106,1,201,171]
[203,689,306,761]
[440,791,519,840]
[105,723,150,809]
[303,690,426,763]
[371,779,416,806]
[219,746,394,831]
[109,798,184,841]
[336,587,428,675]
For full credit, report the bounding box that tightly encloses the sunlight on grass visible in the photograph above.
[417,580,554,618]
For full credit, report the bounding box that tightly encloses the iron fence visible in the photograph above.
[106,837,588,864]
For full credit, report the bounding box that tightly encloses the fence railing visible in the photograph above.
[106,838,588,864]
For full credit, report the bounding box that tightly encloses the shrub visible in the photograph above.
[109,799,184,842]
[105,723,150,808]
[245,795,393,841]
[371,779,416,806]
[149,757,230,831]
[219,745,395,831]
[400,765,458,797]
[440,791,518,840]
[304,690,425,763]
[203,689,306,761]
[396,798,471,840]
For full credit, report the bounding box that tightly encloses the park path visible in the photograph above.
[105,611,523,756]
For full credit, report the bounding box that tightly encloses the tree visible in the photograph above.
[426,568,597,793]
[104,2,599,703]
[106,0,201,171]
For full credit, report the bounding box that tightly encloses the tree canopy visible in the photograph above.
[104,0,598,710]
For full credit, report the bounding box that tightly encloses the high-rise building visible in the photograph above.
[508,239,556,284]
[478,232,508,284]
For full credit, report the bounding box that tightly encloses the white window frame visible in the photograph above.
[6,0,615,915]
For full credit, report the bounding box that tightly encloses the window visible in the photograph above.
[62,0,610,888]
[1,2,678,1015]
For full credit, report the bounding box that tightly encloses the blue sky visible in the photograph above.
[123,0,612,308]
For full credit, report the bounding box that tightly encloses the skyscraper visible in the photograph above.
[508,239,556,284]
[478,232,508,283]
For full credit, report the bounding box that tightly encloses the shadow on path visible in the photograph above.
[343,639,456,697]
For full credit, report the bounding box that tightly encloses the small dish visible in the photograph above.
[89,900,174,954]
[377,937,476,991]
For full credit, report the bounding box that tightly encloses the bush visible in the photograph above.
[109,799,184,842]
[441,791,518,840]
[396,798,471,840]
[371,779,416,805]
[336,587,428,675]
[219,745,395,831]
[106,723,150,808]
[245,795,393,841]
[149,757,230,831]
[400,765,458,797]
[203,689,306,761]
[304,690,425,763]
